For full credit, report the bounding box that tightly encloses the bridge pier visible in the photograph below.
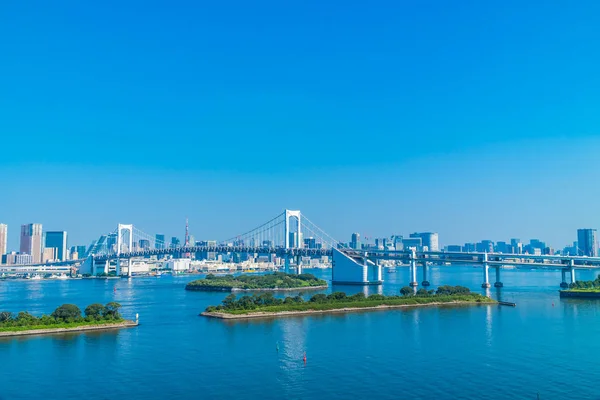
[284,255,290,274]
[494,267,503,288]
[409,249,418,287]
[570,267,576,284]
[297,255,303,275]
[116,259,121,276]
[481,253,491,288]
[560,269,569,288]
[421,262,430,287]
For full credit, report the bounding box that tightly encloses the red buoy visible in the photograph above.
[303,353,307,363]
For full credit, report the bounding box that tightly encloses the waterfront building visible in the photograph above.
[402,237,422,251]
[476,240,494,253]
[409,232,439,251]
[577,229,598,257]
[45,231,68,261]
[304,237,317,249]
[462,243,476,252]
[155,234,166,249]
[0,224,6,262]
[447,245,462,252]
[351,233,361,250]
[15,253,33,265]
[20,223,42,264]
[42,247,57,263]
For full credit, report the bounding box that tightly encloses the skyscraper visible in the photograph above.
[20,223,42,263]
[577,229,598,257]
[0,224,6,260]
[45,231,68,261]
[410,232,439,251]
[155,234,165,249]
[351,233,361,250]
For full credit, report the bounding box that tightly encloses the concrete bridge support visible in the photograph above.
[284,255,290,274]
[570,268,576,284]
[494,267,503,288]
[295,255,303,275]
[409,249,418,287]
[481,253,491,288]
[422,262,430,287]
[116,259,121,276]
[560,269,569,288]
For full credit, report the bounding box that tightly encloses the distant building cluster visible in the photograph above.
[444,228,598,257]
[345,232,440,252]
[344,228,599,257]
[0,223,88,265]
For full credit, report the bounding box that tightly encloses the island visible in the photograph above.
[201,285,496,319]
[0,302,138,337]
[185,272,328,292]
[559,277,600,298]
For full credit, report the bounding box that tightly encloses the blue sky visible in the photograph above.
[1,1,600,250]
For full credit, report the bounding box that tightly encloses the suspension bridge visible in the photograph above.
[8,208,600,288]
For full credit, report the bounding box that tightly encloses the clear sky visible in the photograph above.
[1,1,600,251]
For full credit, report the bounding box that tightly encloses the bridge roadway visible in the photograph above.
[342,249,600,269]
[93,245,333,262]
[95,246,600,270]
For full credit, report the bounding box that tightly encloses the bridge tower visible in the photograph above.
[117,224,133,256]
[284,210,302,249]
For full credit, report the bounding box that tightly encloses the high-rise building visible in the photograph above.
[402,237,422,250]
[155,234,165,249]
[42,247,57,263]
[171,237,180,248]
[45,231,68,261]
[20,223,42,263]
[304,237,317,249]
[577,229,598,257]
[351,233,361,250]
[139,239,150,250]
[0,224,7,261]
[409,232,439,251]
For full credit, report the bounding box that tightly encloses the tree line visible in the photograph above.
[0,302,122,328]
[206,285,474,313]
[187,272,327,290]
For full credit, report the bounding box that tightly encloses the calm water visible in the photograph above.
[2,266,600,400]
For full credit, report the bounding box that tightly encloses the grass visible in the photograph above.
[211,294,495,315]
[0,319,126,333]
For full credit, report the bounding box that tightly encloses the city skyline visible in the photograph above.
[0,217,598,260]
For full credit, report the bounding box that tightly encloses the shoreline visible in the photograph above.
[186,284,328,292]
[201,300,494,320]
[0,320,138,338]
[559,290,600,298]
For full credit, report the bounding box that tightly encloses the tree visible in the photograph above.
[51,304,82,321]
[104,302,122,319]
[327,292,347,301]
[222,294,237,308]
[16,311,37,325]
[0,311,12,323]
[416,288,429,296]
[309,294,328,303]
[400,286,413,296]
[85,303,107,319]
[349,292,366,301]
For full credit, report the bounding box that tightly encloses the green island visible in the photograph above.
[0,302,137,337]
[185,272,328,292]
[202,285,496,319]
[560,277,600,298]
